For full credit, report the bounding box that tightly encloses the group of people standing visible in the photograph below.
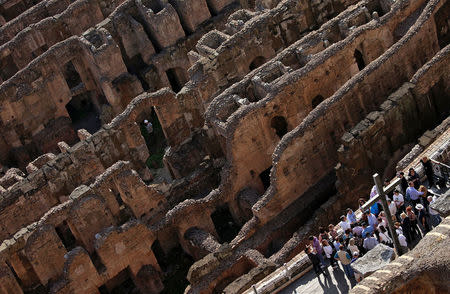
[304,156,443,283]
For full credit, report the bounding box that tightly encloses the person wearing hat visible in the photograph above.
[350,251,362,282]
[416,203,430,234]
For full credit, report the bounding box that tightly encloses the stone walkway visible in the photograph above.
[279,262,356,294]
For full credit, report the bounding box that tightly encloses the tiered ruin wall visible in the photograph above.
[337,44,449,198]
[0,0,240,168]
[251,0,444,224]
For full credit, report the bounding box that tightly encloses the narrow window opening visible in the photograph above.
[259,166,272,191]
[354,49,366,70]
[55,221,77,251]
[211,204,241,243]
[249,56,266,71]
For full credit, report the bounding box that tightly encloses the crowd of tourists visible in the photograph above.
[304,156,444,283]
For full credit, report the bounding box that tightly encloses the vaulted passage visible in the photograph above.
[211,204,241,243]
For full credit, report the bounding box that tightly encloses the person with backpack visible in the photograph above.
[334,245,355,279]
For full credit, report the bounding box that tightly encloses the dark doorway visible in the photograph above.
[165,68,187,93]
[259,166,272,190]
[65,92,102,133]
[270,116,288,138]
[99,267,139,294]
[211,204,241,243]
[249,56,266,71]
[55,221,77,251]
[126,54,150,90]
[160,246,194,294]
[0,54,19,81]
[311,95,324,109]
[63,61,82,90]
[151,240,167,271]
[139,107,167,169]
[354,49,366,70]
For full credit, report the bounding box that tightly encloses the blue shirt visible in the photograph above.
[362,226,374,238]
[370,203,379,215]
[406,187,424,201]
[367,213,378,228]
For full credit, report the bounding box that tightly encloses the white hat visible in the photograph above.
[415,203,424,210]
[144,120,149,124]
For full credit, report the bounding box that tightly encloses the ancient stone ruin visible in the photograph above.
[0,0,448,293]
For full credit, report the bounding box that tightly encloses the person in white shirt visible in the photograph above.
[322,240,337,268]
[388,199,397,217]
[397,232,408,254]
[363,233,379,251]
[393,190,404,214]
[339,215,351,232]
[378,226,392,246]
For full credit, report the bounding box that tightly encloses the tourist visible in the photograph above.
[408,168,421,189]
[416,204,430,234]
[305,246,327,277]
[420,156,434,188]
[406,206,421,240]
[388,198,397,217]
[333,238,343,251]
[378,226,393,247]
[346,208,357,224]
[309,235,325,266]
[358,198,366,210]
[334,245,355,279]
[393,190,405,215]
[352,223,363,237]
[350,252,362,282]
[347,238,359,255]
[322,240,337,268]
[318,227,330,244]
[397,231,409,254]
[363,233,379,251]
[366,210,378,229]
[143,119,153,133]
[398,172,408,195]
[328,224,338,240]
[406,181,424,209]
[400,212,412,243]
[428,196,442,227]
[339,215,351,232]
[361,222,374,239]
[418,185,431,212]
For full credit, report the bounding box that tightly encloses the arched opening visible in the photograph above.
[249,56,266,71]
[139,107,167,170]
[259,166,272,191]
[65,92,105,133]
[311,95,324,109]
[354,49,366,70]
[211,204,241,243]
[165,68,187,93]
[270,116,288,138]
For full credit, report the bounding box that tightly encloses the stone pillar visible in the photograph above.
[24,225,67,285]
[0,264,23,294]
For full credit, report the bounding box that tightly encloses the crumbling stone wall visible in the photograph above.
[337,45,450,198]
